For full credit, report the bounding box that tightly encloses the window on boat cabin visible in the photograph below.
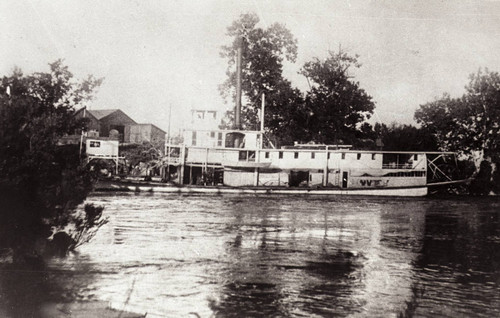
[89,141,100,147]
[382,153,413,169]
[372,153,376,160]
[207,111,217,120]
[217,132,223,147]
[169,147,180,157]
[279,151,283,159]
[195,111,204,119]
[238,151,256,161]
[387,171,426,177]
[225,132,245,148]
[357,153,361,160]
[341,153,345,160]
[191,131,197,146]
[294,152,299,159]
[265,152,270,159]
[311,152,315,159]
[414,154,418,161]
[239,150,247,161]
[210,131,215,138]
[328,152,331,159]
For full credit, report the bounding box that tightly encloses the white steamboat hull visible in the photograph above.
[97,181,428,197]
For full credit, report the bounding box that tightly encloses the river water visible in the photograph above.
[1,193,500,317]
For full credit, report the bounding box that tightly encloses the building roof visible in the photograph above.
[132,123,167,134]
[87,109,120,120]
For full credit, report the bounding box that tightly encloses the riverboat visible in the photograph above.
[98,138,463,197]
[92,110,463,197]
[149,127,462,197]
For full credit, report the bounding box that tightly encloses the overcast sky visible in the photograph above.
[1,0,500,133]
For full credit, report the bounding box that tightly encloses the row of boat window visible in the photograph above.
[385,171,426,177]
[238,151,421,167]
[263,152,418,161]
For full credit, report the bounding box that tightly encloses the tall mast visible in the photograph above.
[234,36,243,130]
[260,93,265,149]
[167,103,172,144]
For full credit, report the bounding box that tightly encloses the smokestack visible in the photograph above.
[234,36,243,130]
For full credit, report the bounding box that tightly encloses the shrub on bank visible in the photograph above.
[0,61,105,263]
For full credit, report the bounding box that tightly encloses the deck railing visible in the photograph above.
[382,163,413,169]
[164,157,181,164]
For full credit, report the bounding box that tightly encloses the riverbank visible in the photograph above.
[38,301,145,318]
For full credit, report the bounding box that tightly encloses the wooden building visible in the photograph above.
[75,108,137,142]
[74,108,165,147]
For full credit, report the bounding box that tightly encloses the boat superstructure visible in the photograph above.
[159,127,458,196]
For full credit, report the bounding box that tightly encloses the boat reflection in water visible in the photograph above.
[207,198,425,317]
[1,194,499,317]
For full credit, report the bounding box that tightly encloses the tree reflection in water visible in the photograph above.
[412,198,500,317]
[209,199,364,317]
[0,253,100,318]
[297,250,364,317]
[0,261,52,317]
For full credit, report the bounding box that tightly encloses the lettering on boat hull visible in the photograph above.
[359,179,389,187]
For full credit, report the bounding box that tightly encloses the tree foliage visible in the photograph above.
[299,50,375,144]
[219,12,301,138]
[220,13,297,100]
[415,69,500,159]
[374,123,439,151]
[0,60,105,262]
[220,14,375,146]
[415,69,500,194]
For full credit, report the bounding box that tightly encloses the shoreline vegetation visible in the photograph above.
[0,62,107,266]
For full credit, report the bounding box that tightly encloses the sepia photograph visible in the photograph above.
[1,1,499,317]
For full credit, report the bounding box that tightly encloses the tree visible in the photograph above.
[375,123,439,151]
[257,79,306,146]
[220,14,376,147]
[463,69,500,159]
[219,13,302,139]
[0,60,105,262]
[415,69,500,160]
[300,49,375,144]
[414,94,470,153]
[415,69,500,194]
